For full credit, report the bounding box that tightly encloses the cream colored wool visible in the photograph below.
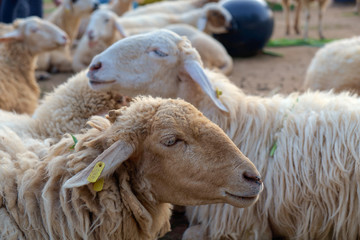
[87,30,360,239]
[0,96,261,239]
[0,17,68,114]
[0,71,128,140]
[304,36,360,94]
[118,2,232,34]
[123,0,218,17]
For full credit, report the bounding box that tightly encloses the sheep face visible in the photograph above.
[86,9,126,47]
[87,29,228,112]
[198,3,232,34]
[64,97,262,208]
[63,0,99,16]
[0,17,68,54]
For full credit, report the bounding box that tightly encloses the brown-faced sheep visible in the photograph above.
[0,16,68,114]
[86,29,360,239]
[0,96,262,239]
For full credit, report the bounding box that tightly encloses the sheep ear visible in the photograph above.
[183,60,229,112]
[115,21,127,38]
[197,17,207,31]
[0,29,23,42]
[63,140,134,189]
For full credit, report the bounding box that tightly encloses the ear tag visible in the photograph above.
[87,161,105,183]
[215,88,222,98]
[93,178,104,192]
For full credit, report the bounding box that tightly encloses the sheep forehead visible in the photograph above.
[110,30,182,55]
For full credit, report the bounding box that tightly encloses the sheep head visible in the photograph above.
[64,96,262,208]
[87,29,228,112]
[0,16,68,55]
[62,0,99,16]
[86,9,126,47]
[197,3,232,34]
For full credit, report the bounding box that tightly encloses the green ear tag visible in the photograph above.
[87,161,105,183]
[93,178,104,192]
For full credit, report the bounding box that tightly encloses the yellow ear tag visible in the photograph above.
[93,178,104,192]
[215,88,222,99]
[87,161,105,183]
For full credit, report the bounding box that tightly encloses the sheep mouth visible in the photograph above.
[89,80,116,86]
[225,191,258,203]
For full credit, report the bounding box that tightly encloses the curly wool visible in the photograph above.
[186,71,360,239]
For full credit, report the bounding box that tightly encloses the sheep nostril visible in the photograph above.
[62,35,68,43]
[243,171,262,185]
[90,62,102,71]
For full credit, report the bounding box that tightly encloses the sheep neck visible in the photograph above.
[110,0,133,16]
[48,5,82,41]
[1,42,39,93]
[179,9,202,26]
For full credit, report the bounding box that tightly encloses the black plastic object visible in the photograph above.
[213,0,274,57]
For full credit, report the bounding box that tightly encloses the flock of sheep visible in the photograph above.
[0,0,360,239]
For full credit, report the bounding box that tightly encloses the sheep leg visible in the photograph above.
[282,0,291,35]
[294,0,302,34]
[318,0,328,39]
[303,3,310,39]
[182,224,206,240]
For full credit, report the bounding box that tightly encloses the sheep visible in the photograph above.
[0,96,263,240]
[303,36,360,94]
[123,0,218,17]
[282,0,330,39]
[119,2,232,34]
[72,9,127,72]
[0,70,130,141]
[86,29,360,239]
[36,0,99,73]
[72,9,232,75]
[0,16,68,115]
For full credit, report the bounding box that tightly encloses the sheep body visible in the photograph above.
[0,17,68,114]
[87,30,360,239]
[123,0,217,17]
[0,70,128,140]
[0,96,261,239]
[119,3,232,34]
[73,9,232,74]
[304,36,360,94]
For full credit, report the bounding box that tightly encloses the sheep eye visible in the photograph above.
[161,136,178,147]
[153,49,168,57]
[104,18,109,23]
[72,0,78,3]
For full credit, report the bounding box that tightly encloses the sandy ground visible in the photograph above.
[38,2,360,239]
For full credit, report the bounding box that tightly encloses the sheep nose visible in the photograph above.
[90,61,102,71]
[88,30,94,40]
[243,171,262,185]
[62,35,68,43]
[93,2,99,10]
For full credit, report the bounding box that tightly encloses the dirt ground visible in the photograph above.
[38,2,360,239]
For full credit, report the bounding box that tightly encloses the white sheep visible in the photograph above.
[0,96,262,239]
[0,16,68,115]
[123,0,218,17]
[304,36,360,94]
[36,0,99,73]
[72,9,232,74]
[86,29,360,239]
[0,70,129,140]
[119,2,232,34]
